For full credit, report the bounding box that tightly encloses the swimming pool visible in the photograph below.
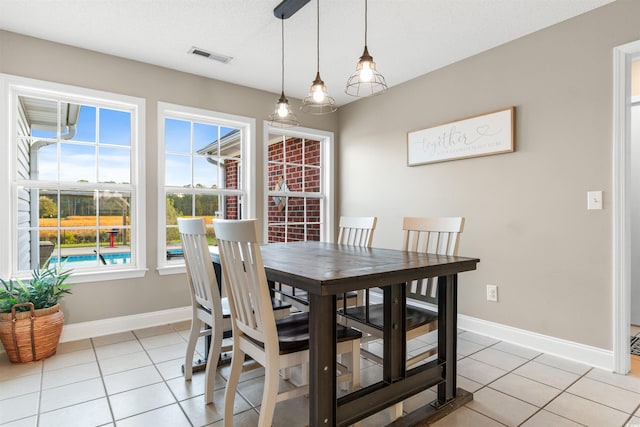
[50,252,131,267]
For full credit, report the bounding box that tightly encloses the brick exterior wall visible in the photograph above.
[267,137,321,243]
[225,159,239,220]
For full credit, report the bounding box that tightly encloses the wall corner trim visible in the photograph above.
[459,314,614,371]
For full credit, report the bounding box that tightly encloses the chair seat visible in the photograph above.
[339,303,438,332]
[206,297,290,319]
[248,312,362,354]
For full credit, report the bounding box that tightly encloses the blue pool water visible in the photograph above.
[50,252,131,267]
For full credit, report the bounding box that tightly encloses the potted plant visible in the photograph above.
[0,261,73,363]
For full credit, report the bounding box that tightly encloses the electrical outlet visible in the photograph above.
[486,284,498,302]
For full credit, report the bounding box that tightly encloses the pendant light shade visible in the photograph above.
[269,15,299,128]
[345,0,387,97]
[300,0,337,114]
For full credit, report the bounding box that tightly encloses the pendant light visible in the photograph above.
[345,0,388,97]
[269,15,299,128]
[300,0,337,114]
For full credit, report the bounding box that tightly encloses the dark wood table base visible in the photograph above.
[389,388,473,426]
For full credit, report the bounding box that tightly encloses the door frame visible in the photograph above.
[613,39,640,374]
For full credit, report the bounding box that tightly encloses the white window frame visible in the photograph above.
[263,123,335,243]
[157,102,256,275]
[0,74,147,283]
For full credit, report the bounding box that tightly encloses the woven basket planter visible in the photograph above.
[0,303,64,363]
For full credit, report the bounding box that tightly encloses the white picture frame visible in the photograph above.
[407,107,515,166]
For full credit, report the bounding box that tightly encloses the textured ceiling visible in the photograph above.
[0,0,613,106]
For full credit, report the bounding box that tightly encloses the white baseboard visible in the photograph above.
[458,314,614,371]
[59,306,192,343]
[1,305,615,372]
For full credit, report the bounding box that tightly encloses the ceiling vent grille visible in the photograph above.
[188,46,233,64]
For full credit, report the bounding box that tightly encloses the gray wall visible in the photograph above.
[337,0,640,350]
[0,29,338,324]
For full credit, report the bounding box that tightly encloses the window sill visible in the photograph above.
[157,265,187,276]
[70,267,148,284]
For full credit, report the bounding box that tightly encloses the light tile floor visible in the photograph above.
[1,322,640,427]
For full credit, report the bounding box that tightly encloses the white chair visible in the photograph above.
[338,216,464,419]
[337,216,377,247]
[339,216,464,367]
[213,218,362,427]
[179,217,231,405]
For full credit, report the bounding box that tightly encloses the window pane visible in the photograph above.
[100,227,128,250]
[286,197,305,223]
[195,194,218,217]
[58,227,97,256]
[20,96,57,139]
[304,166,321,193]
[70,105,96,143]
[269,195,286,224]
[304,139,321,166]
[60,143,96,182]
[287,224,306,242]
[193,156,218,188]
[268,162,284,189]
[223,158,240,190]
[165,154,191,187]
[268,225,286,243]
[287,165,303,192]
[99,108,130,146]
[39,228,57,267]
[99,191,130,226]
[99,147,130,183]
[165,118,190,153]
[60,190,96,219]
[194,123,218,153]
[286,138,303,165]
[166,225,181,260]
[166,193,193,223]
[223,195,240,220]
[36,143,58,181]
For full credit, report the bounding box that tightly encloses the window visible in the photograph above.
[265,126,334,243]
[157,103,255,273]
[0,75,145,282]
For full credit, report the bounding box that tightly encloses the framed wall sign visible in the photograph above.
[407,106,515,166]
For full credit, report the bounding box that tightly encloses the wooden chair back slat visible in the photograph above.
[214,219,276,348]
[337,216,377,248]
[179,218,220,313]
[402,217,464,304]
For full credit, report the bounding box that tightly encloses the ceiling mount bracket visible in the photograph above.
[273,0,310,19]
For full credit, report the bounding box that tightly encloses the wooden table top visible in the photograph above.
[255,241,479,296]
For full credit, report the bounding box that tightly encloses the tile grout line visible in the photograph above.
[91,336,117,426]
[36,359,44,427]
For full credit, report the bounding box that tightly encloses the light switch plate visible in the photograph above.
[587,191,603,210]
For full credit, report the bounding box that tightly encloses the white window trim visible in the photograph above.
[262,122,335,243]
[157,102,256,275]
[0,73,147,283]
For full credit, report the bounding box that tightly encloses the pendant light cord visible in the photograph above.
[316,0,320,73]
[364,0,368,46]
[281,15,285,92]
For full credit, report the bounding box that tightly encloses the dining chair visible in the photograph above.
[338,216,464,367]
[213,218,362,427]
[275,216,378,311]
[179,217,231,405]
[338,216,463,419]
[179,218,292,404]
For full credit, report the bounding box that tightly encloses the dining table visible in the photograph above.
[211,241,479,426]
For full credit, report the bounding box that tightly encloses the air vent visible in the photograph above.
[188,47,233,64]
